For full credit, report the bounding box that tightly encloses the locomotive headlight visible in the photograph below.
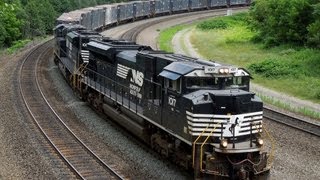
[219,68,230,74]
[220,139,228,148]
[257,138,264,146]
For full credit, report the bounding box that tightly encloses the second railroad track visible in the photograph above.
[18,39,125,180]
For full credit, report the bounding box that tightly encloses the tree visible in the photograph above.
[307,3,320,48]
[0,1,23,47]
[249,0,314,47]
[24,0,56,38]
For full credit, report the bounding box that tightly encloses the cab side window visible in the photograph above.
[165,78,181,93]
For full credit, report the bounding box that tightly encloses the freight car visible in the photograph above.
[56,0,251,30]
[53,24,272,179]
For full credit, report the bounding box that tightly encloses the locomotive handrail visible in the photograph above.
[192,123,210,168]
[200,123,220,172]
[261,124,276,167]
[252,122,276,167]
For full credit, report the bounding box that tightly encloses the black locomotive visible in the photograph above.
[54,23,271,179]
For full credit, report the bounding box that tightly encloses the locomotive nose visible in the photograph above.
[208,89,263,115]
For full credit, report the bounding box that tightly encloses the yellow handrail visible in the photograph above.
[262,124,276,166]
[72,63,88,90]
[192,124,210,168]
[199,123,220,172]
[252,122,276,167]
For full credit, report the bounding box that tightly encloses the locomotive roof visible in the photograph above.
[117,50,138,62]
[67,30,101,39]
[87,39,151,58]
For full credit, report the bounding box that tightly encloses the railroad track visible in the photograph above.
[264,107,320,137]
[19,40,125,180]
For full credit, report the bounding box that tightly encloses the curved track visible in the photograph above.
[264,107,320,137]
[19,40,124,180]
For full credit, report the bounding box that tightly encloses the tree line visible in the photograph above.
[250,0,320,48]
[0,0,124,48]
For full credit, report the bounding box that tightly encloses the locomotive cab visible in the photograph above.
[158,61,270,178]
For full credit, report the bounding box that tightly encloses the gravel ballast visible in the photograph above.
[0,45,63,179]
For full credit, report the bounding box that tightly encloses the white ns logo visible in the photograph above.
[130,70,144,87]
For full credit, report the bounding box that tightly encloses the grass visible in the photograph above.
[258,93,320,120]
[7,39,32,54]
[158,25,186,52]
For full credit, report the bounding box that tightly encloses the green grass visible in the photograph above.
[158,25,186,52]
[258,93,320,120]
[7,39,31,54]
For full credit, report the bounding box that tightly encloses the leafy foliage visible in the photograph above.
[249,0,319,48]
[197,19,229,30]
[196,13,248,30]
[0,0,126,48]
[248,59,299,78]
[0,1,23,47]
[307,3,320,48]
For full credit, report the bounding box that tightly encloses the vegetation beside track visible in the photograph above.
[158,25,186,52]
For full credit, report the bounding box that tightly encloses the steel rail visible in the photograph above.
[264,106,320,137]
[19,40,124,179]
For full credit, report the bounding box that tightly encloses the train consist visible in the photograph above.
[53,0,273,179]
[56,0,251,30]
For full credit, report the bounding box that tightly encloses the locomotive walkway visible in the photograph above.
[171,27,320,123]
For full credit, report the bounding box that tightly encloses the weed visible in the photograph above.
[7,39,31,54]
[258,93,320,120]
[158,25,185,52]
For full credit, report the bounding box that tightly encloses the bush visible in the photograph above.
[197,19,229,30]
[7,39,31,54]
[307,3,320,48]
[249,0,315,47]
[248,58,300,78]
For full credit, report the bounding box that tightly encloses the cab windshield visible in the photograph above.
[186,76,249,90]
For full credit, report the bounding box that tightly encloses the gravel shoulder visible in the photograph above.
[0,42,59,179]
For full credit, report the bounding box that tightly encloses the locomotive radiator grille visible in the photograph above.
[81,50,90,63]
[116,64,130,79]
[186,111,263,137]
